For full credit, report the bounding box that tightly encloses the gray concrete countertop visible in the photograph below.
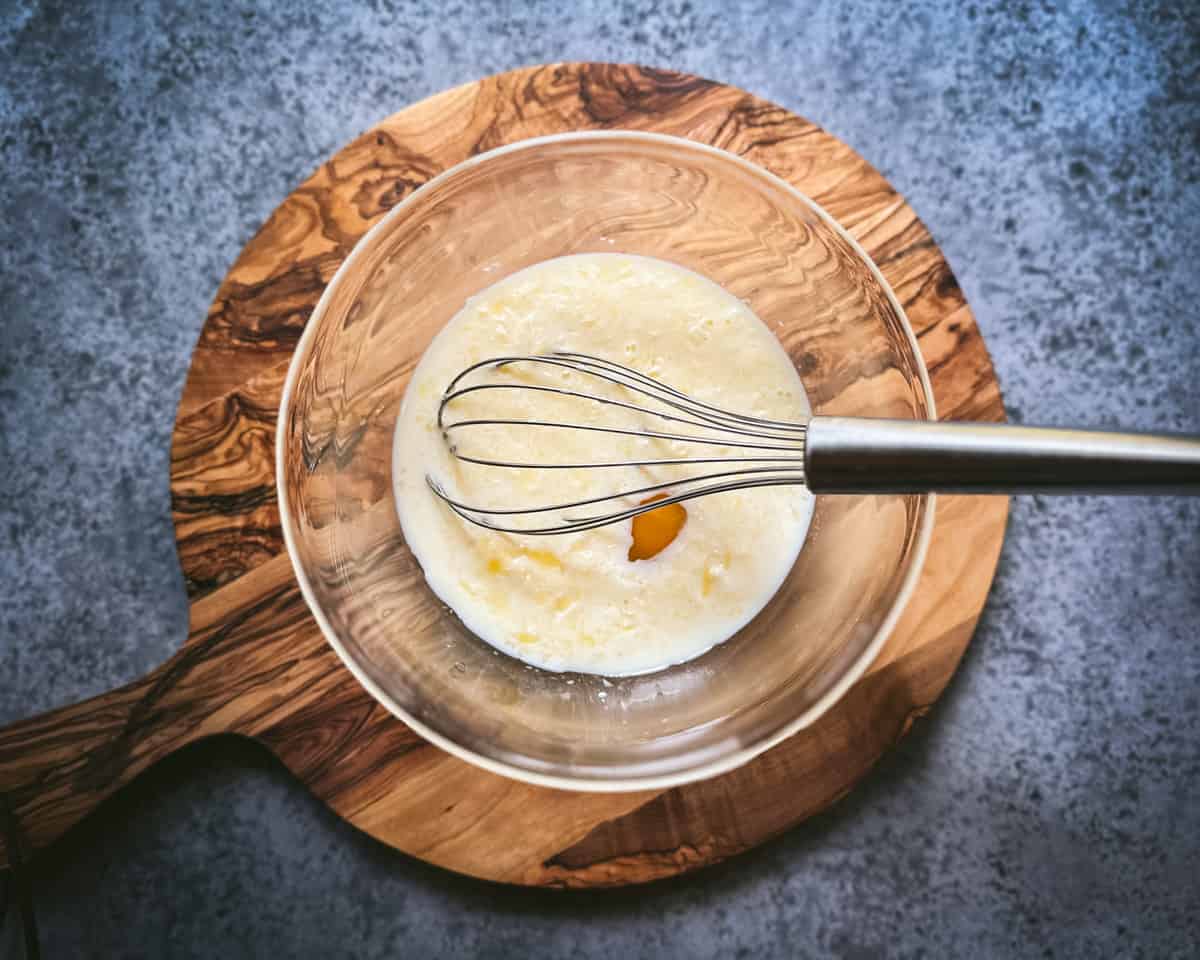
[2,1,1197,956]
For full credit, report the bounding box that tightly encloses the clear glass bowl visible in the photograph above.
[278,132,935,791]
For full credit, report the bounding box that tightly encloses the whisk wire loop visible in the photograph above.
[427,352,808,534]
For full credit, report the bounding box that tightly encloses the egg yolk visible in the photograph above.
[628,493,687,561]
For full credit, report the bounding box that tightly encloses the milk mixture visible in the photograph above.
[393,254,814,676]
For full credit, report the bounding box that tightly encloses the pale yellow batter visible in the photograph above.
[393,254,813,675]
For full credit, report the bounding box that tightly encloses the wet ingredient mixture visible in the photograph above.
[393,254,814,676]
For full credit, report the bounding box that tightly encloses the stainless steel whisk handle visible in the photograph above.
[804,417,1200,495]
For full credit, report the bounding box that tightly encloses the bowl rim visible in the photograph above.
[276,129,938,793]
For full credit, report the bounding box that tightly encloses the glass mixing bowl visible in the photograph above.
[277,131,935,791]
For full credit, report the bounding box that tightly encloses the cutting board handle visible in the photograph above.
[0,567,313,868]
[0,645,215,866]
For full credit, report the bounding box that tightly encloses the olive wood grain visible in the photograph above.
[0,63,1008,886]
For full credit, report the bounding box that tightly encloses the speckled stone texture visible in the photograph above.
[1,0,1197,956]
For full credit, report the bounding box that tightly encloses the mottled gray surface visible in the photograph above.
[2,0,1198,956]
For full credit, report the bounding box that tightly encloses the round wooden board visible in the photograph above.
[0,64,1008,887]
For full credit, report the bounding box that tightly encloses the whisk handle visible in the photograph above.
[804,417,1200,495]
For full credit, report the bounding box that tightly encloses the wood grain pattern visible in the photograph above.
[0,63,1008,886]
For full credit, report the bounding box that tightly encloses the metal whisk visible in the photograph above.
[427,351,1200,535]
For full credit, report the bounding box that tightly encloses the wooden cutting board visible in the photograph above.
[0,63,1008,888]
